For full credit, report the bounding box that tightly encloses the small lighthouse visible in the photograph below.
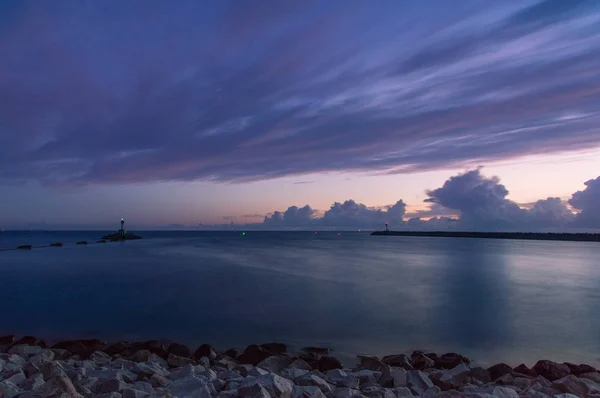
[120,218,125,237]
[385,221,389,232]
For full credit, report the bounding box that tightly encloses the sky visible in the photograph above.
[1,0,600,231]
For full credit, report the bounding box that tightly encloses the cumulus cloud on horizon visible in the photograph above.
[1,1,600,186]
[216,170,600,231]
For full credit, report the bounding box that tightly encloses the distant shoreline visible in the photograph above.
[371,231,600,242]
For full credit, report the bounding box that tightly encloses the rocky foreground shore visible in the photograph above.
[0,336,599,397]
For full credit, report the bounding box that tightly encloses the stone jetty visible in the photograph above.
[0,336,598,397]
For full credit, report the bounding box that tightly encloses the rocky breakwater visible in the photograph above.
[0,336,599,398]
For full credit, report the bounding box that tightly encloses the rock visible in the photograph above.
[3,369,26,386]
[513,363,536,377]
[303,347,329,355]
[129,341,168,359]
[289,359,313,370]
[292,385,326,398]
[22,372,45,391]
[122,390,150,398]
[218,370,243,381]
[390,367,408,388]
[105,341,130,356]
[214,356,239,371]
[223,348,243,359]
[532,360,570,381]
[8,344,42,357]
[318,356,342,372]
[361,387,395,398]
[135,361,169,378]
[193,344,217,361]
[327,387,364,397]
[132,381,154,393]
[469,367,491,383]
[219,390,240,397]
[239,345,272,365]
[239,382,273,398]
[52,339,108,359]
[421,385,441,397]
[234,364,253,377]
[392,386,413,396]
[149,373,170,387]
[280,367,309,380]
[412,354,435,370]
[358,356,386,372]
[489,386,519,397]
[552,374,592,396]
[166,342,191,358]
[430,363,470,390]
[14,336,38,346]
[381,354,413,369]
[295,373,333,392]
[487,363,513,381]
[170,363,196,380]
[92,350,113,366]
[406,370,434,395]
[168,376,213,397]
[434,353,470,370]
[255,373,294,397]
[353,369,382,384]
[96,378,131,394]
[129,349,152,363]
[581,372,600,383]
[197,356,211,369]
[262,343,287,355]
[563,362,597,376]
[495,372,514,385]
[51,348,71,360]
[0,335,15,345]
[249,367,271,377]
[167,353,195,368]
[326,369,359,389]
[258,356,293,373]
[42,375,83,397]
[201,368,219,381]
[29,349,55,368]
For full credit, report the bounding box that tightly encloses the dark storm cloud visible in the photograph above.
[569,177,600,227]
[1,0,600,185]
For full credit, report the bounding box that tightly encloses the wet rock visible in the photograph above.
[381,354,413,370]
[295,373,333,393]
[246,373,294,398]
[192,344,217,361]
[92,350,113,366]
[326,369,359,389]
[392,386,413,396]
[8,344,42,357]
[412,354,435,370]
[168,375,213,397]
[129,341,168,359]
[51,348,71,360]
[95,378,131,394]
[495,372,514,385]
[222,347,243,360]
[0,335,15,345]
[581,372,600,383]
[280,367,309,380]
[43,375,83,397]
[29,349,55,368]
[489,385,519,397]
[149,373,170,387]
[487,363,513,381]
[239,345,273,365]
[328,387,364,397]
[40,361,68,379]
[317,356,342,372]
[353,369,381,385]
[22,372,45,391]
[258,356,293,373]
[249,367,271,377]
[3,369,26,386]
[421,385,441,397]
[122,389,150,398]
[552,374,594,396]
[358,356,386,372]
[14,336,38,346]
[430,363,470,390]
[532,360,571,381]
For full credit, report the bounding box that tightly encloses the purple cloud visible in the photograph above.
[569,176,600,227]
[0,1,599,186]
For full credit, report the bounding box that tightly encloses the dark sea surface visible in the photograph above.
[1,230,599,367]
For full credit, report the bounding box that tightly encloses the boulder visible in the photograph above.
[381,354,413,370]
[222,347,243,360]
[214,356,239,370]
[280,367,309,380]
[22,372,45,391]
[563,362,597,376]
[258,356,293,373]
[95,378,131,394]
[0,335,15,345]
[42,375,83,397]
[513,364,536,377]
[168,375,213,397]
[326,369,359,389]
[239,382,273,398]
[430,363,470,390]
[412,354,435,370]
[552,374,593,396]
[469,367,491,383]
[249,373,294,398]
[128,341,168,359]
[328,387,364,397]
[40,361,68,379]
[193,344,217,361]
[149,373,170,387]
[14,336,38,346]
[262,343,287,355]
[581,372,600,383]
[303,347,329,355]
[167,353,195,368]
[392,386,413,396]
[3,369,26,386]
[29,349,55,367]
[289,359,312,371]
[434,353,470,370]
[292,385,326,398]
[105,342,130,356]
[239,345,273,365]
[170,363,196,380]
[487,363,513,381]
[358,356,386,372]
[8,344,42,358]
[122,389,150,398]
[489,386,519,397]
[406,370,434,395]
[317,356,342,372]
[421,385,442,398]
[167,342,191,358]
[92,350,113,366]
[532,360,570,381]
[353,369,382,385]
[249,367,271,377]
[295,373,333,392]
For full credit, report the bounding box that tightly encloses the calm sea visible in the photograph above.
[1,231,599,367]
